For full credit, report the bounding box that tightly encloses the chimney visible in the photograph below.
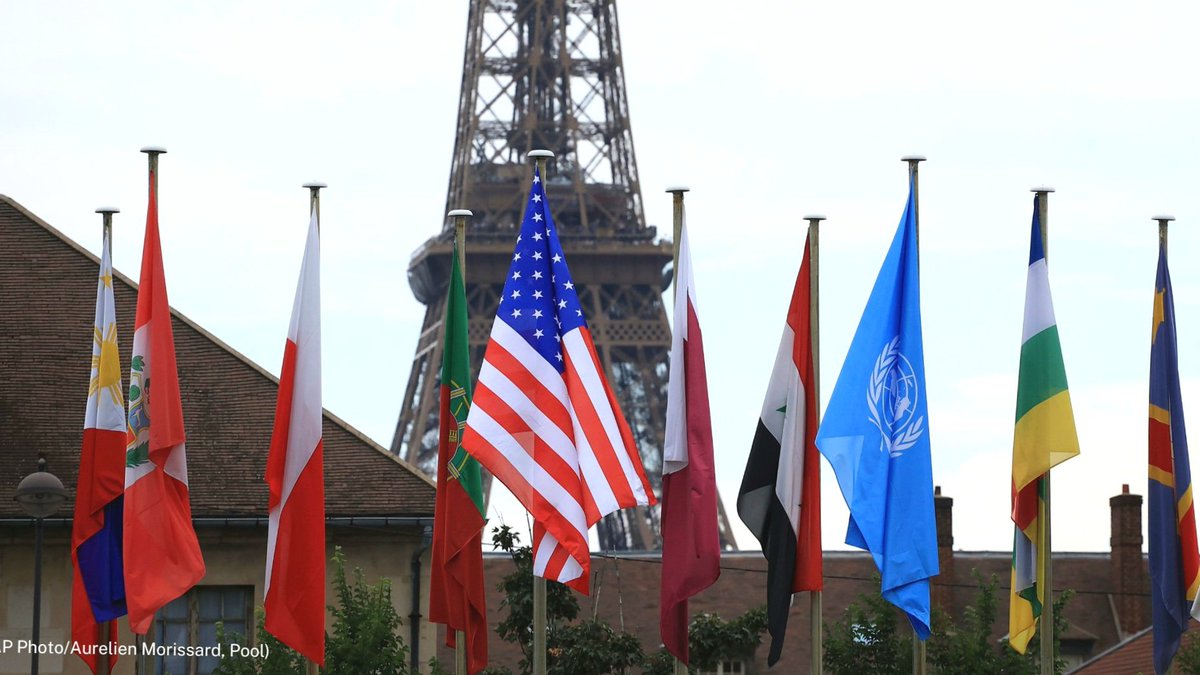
[1110,484,1148,636]
[932,485,956,611]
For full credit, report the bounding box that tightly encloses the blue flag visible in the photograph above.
[815,182,938,637]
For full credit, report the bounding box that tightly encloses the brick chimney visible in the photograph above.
[932,485,956,611]
[1110,484,1148,637]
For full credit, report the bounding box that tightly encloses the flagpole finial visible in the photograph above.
[140,146,167,156]
[95,207,120,215]
[302,181,327,190]
[1152,214,1175,223]
[302,182,327,223]
[1030,186,1055,193]
[900,155,926,163]
[527,149,555,161]
[803,214,826,222]
[665,186,690,194]
[448,209,473,218]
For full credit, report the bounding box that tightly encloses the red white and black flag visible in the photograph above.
[736,235,823,666]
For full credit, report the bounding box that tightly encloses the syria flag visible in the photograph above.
[123,166,206,634]
[264,209,325,665]
[736,234,822,666]
[660,211,721,664]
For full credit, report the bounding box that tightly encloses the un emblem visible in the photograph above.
[867,336,926,458]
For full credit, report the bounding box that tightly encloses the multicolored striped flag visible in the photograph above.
[462,169,655,593]
[71,224,125,674]
[737,232,822,666]
[123,165,206,634]
[660,209,720,664]
[1008,197,1079,654]
[264,209,325,664]
[429,240,488,674]
[1149,232,1200,675]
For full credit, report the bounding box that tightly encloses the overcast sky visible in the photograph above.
[4,1,1200,556]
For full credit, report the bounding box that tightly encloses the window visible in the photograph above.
[698,661,746,675]
[152,586,253,675]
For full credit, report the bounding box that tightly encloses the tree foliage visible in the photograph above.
[212,546,411,675]
[824,572,1073,675]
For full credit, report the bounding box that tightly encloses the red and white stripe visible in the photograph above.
[464,318,653,592]
[264,209,325,664]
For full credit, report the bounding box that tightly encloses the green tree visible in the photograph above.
[213,608,306,675]
[323,547,410,675]
[926,572,1032,675]
[824,589,911,674]
[642,608,769,675]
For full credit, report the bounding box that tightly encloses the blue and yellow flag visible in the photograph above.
[815,180,938,638]
[1148,236,1200,675]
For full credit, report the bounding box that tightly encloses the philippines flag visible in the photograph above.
[461,168,656,592]
[264,209,326,664]
[71,224,125,673]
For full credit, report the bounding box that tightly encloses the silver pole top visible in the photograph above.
[665,186,690,194]
[900,155,926,163]
[140,146,167,155]
[1030,186,1055,193]
[95,206,120,214]
[448,209,473,218]
[803,214,827,222]
[302,181,328,190]
[527,149,555,161]
[1152,214,1176,223]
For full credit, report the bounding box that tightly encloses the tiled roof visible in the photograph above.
[0,194,434,519]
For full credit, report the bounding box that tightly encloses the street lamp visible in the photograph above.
[14,456,68,675]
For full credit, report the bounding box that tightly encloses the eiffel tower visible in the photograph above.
[393,0,733,550]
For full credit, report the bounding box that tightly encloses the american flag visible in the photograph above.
[462,169,656,592]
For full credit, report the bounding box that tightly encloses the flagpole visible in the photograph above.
[1029,186,1055,675]
[96,206,120,674]
[1154,215,1173,255]
[296,181,327,675]
[135,146,167,675]
[527,148,554,675]
[804,214,826,675]
[667,186,691,675]
[902,155,928,675]
[448,207,473,675]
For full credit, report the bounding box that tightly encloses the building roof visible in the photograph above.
[0,194,434,519]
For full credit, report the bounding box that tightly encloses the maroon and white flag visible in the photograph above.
[660,209,721,663]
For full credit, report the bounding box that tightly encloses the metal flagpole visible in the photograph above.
[96,205,120,675]
[527,149,554,675]
[449,207,473,675]
[301,180,325,675]
[1031,186,1054,675]
[136,146,166,675]
[804,214,826,675]
[666,185,690,675]
[902,155,927,675]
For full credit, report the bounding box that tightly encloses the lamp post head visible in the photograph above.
[14,459,67,519]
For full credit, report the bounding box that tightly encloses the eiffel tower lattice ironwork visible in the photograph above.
[392,0,733,551]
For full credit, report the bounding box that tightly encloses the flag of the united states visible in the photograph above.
[462,169,656,592]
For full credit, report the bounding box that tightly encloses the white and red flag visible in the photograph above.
[264,208,325,664]
[123,166,205,634]
[462,169,656,592]
[660,210,721,663]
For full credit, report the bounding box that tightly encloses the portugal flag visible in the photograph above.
[737,233,822,666]
[123,163,206,635]
[428,241,488,674]
[71,224,125,673]
[264,209,326,664]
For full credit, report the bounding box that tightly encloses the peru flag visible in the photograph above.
[123,167,206,634]
[660,209,721,664]
[71,225,125,673]
[264,209,325,665]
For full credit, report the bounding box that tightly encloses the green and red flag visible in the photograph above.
[429,242,488,674]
